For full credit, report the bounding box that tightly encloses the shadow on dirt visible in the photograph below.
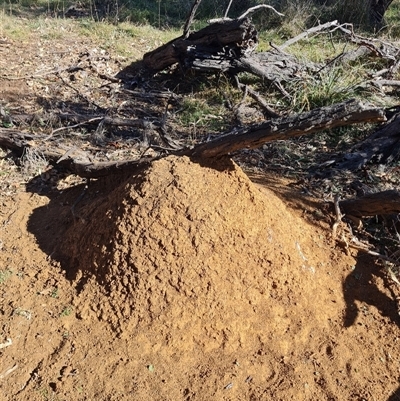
[343,252,400,327]
[25,170,131,283]
[387,386,400,401]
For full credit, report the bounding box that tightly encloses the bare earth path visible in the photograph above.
[1,15,400,401]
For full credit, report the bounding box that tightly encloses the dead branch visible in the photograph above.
[339,190,400,217]
[238,5,284,19]
[187,99,385,159]
[224,0,234,18]
[0,365,18,380]
[0,100,385,178]
[0,128,155,178]
[143,17,258,71]
[336,110,400,171]
[8,112,158,136]
[183,0,203,38]
[279,20,339,50]
[234,76,281,118]
[371,79,400,88]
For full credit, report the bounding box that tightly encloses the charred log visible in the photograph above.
[143,17,258,72]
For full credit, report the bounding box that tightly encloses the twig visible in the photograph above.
[315,43,349,75]
[279,20,339,50]
[0,65,83,81]
[183,0,203,38]
[349,238,400,265]
[332,194,344,240]
[0,364,18,379]
[273,80,292,100]
[234,76,280,118]
[45,117,104,139]
[224,0,234,18]
[0,338,12,349]
[371,79,400,88]
[157,99,182,150]
[71,179,90,219]
[56,73,104,111]
[238,5,284,20]
[56,147,79,164]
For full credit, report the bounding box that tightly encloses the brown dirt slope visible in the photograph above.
[1,155,399,400]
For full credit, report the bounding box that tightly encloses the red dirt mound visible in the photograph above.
[67,155,346,354]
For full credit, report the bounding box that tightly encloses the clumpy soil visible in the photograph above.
[1,155,400,400]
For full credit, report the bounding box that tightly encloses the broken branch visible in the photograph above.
[188,99,385,159]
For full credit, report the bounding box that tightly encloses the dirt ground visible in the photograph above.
[1,15,400,401]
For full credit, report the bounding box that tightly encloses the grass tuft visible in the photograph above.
[0,269,12,284]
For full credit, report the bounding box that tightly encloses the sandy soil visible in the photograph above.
[1,15,400,401]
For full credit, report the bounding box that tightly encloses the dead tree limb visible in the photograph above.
[0,100,385,178]
[234,76,281,118]
[337,109,400,170]
[278,20,340,50]
[339,190,400,217]
[143,17,258,71]
[0,128,155,178]
[238,5,284,19]
[183,0,203,38]
[187,99,386,159]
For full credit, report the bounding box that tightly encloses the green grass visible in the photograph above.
[288,66,372,112]
[0,269,12,284]
[59,305,73,317]
[13,307,32,319]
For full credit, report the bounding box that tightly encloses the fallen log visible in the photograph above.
[143,17,258,71]
[186,47,314,82]
[141,9,315,84]
[337,108,400,170]
[188,99,386,159]
[339,190,400,217]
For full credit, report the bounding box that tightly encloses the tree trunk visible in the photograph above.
[369,0,394,29]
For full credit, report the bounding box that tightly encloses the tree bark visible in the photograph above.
[188,99,386,159]
[337,108,400,171]
[340,190,400,217]
[369,0,394,29]
[143,17,258,71]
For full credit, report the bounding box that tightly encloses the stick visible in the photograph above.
[332,194,344,240]
[0,338,12,349]
[183,0,203,38]
[234,76,281,118]
[224,0,234,18]
[279,20,339,50]
[46,117,104,139]
[238,5,284,19]
[0,364,18,380]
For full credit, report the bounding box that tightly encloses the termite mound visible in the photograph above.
[63,155,348,354]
